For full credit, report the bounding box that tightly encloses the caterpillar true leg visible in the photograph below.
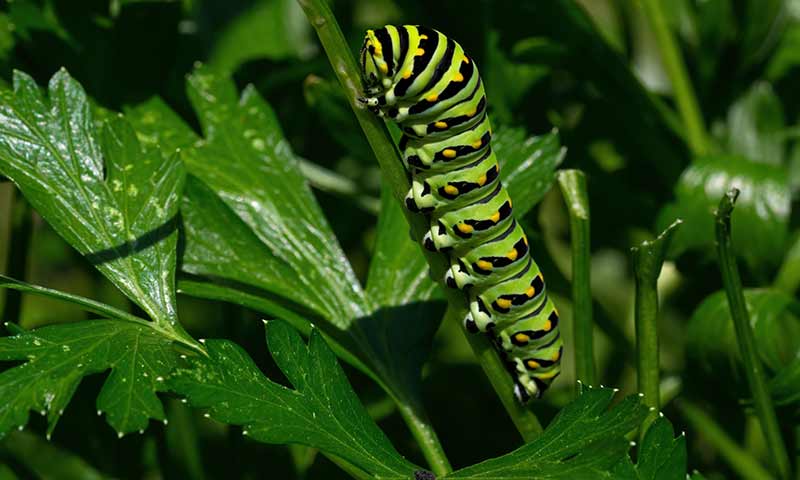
[359,25,563,402]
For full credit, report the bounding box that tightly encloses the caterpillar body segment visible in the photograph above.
[360,25,563,401]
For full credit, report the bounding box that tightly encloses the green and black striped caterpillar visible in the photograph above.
[359,25,563,402]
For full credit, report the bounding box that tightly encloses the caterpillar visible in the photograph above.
[359,25,563,402]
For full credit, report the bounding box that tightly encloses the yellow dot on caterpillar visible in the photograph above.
[489,211,501,223]
[453,72,465,82]
[477,174,487,186]
[379,63,388,74]
[427,93,439,102]
[435,121,448,129]
[552,350,561,361]
[463,57,470,64]
[456,223,473,234]
[471,139,483,149]
[476,260,493,271]
[467,108,477,117]
[542,320,552,331]
[506,248,518,261]
[416,48,425,56]
[514,333,530,343]
[525,286,536,297]
[496,298,512,309]
[526,360,540,369]
[444,184,459,195]
[537,370,559,380]
[403,70,412,79]
[442,148,457,158]
[420,34,429,40]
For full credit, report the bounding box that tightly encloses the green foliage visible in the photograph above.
[170,319,421,479]
[444,387,647,478]
[0,319,176,436]
[613,417,687,480]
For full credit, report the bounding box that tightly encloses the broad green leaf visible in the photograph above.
[612,417,687,480]
[0,70,185,326]
[687,289,800,397]
[169,320,421,479]
[125,97,199,156]
[1,430,109,480]
[179,66,368,326]
[0,319,178,436]
[208,0,315,73]
[657,156,790,269]
[724,82,786,165]
[442,387,647,478]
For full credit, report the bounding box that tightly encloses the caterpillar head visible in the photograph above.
[360,28,392,95]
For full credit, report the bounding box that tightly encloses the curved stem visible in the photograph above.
[639,0,710,156]
[716,189,791,480]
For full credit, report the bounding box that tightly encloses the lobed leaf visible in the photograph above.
[0,320,178,437]
[168,320,421,480]
[612,417,687,480]
[442,387,648,478]
[0,69,185,326]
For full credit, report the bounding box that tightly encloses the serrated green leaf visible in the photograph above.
[657,156,790,269]
[442,387,648,478]
[687,288,800,397]
[612,417,687,480]
[0,69,185,327]
[169,320,421,479]
[208,0,315,73]
[0,320,177,436]
[724,82,786,165]
[180,66,369,326]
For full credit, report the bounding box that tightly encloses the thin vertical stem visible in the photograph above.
[715,189,791,480]
[630,219,681,441]
[639,0,710,156]
[557,170,595,387]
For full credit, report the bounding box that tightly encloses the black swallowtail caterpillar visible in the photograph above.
[359,25,563,402]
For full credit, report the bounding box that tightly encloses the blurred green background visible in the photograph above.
[1,0,799,478]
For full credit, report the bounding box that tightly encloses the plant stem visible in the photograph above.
[557,170,595,388]
[675,400,773,480]
[395,403,452,475]
[1,190,32,326]
[449,306,544,442]
[630,219,681,442]
[715,189,791,480]
[639,0,710,156]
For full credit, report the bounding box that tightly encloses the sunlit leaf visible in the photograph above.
[0,69,185,326]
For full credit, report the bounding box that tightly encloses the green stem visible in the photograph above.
[395,403,452,475]
[1,190,32,326]
[715,189,791,480]
[557,170,595,388]
[639,0,710,156]
[675,400,773,480]
[630,219,681,442]
[449,306,544,442]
